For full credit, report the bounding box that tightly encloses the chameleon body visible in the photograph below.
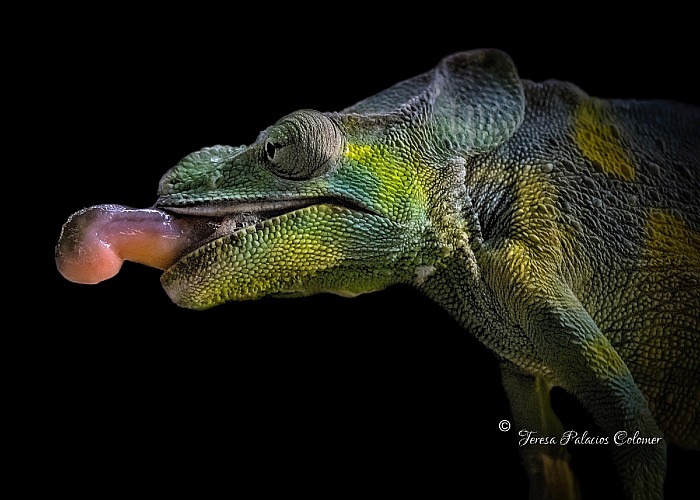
[56,49,699,499]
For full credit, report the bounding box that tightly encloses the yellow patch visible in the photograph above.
[645,209,700,268]
[583,333,628,378]
[345,143,386,166]
[345,143,412,181]
[574,99,635,181]
[344,142,425,216]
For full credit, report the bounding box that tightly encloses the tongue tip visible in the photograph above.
[55,204,129,284]
[55,240,124,284]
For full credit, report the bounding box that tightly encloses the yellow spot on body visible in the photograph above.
[583,333,628,377]
[645,209,700,268]
[574,99,635,181]
[510,173,562,263]
[241,212,346,295]
[611,208,699,406]
[344,142,426,216]
[345,143,387,167]
[345,143,409,185]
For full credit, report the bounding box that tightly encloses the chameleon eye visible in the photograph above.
[262,110,342,180]
[265,140,278,161]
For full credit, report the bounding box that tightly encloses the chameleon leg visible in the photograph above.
[482,246,667,500]
[500,362,581,500]
[524,287,667,500]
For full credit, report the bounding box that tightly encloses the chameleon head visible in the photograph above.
[157,109,438,308]
[55,49,525,310]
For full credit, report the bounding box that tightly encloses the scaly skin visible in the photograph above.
[56,49,699,499]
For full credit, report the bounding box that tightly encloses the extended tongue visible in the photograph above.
[55,204,201,284]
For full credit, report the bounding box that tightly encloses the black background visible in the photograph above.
[33,9,698,498]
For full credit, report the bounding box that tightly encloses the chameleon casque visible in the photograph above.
[55,49,698,499]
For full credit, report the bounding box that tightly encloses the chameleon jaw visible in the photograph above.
[159,200,385,309]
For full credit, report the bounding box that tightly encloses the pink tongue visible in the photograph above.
[55,204,198,284]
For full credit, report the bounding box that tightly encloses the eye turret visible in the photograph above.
[262,109,342,180]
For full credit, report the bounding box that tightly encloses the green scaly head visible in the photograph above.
[157,49,525,309]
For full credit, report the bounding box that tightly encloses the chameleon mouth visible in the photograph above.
[160,196,374,256]
[54,197,373,286]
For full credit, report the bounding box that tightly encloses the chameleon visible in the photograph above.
[55,48,698,499]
